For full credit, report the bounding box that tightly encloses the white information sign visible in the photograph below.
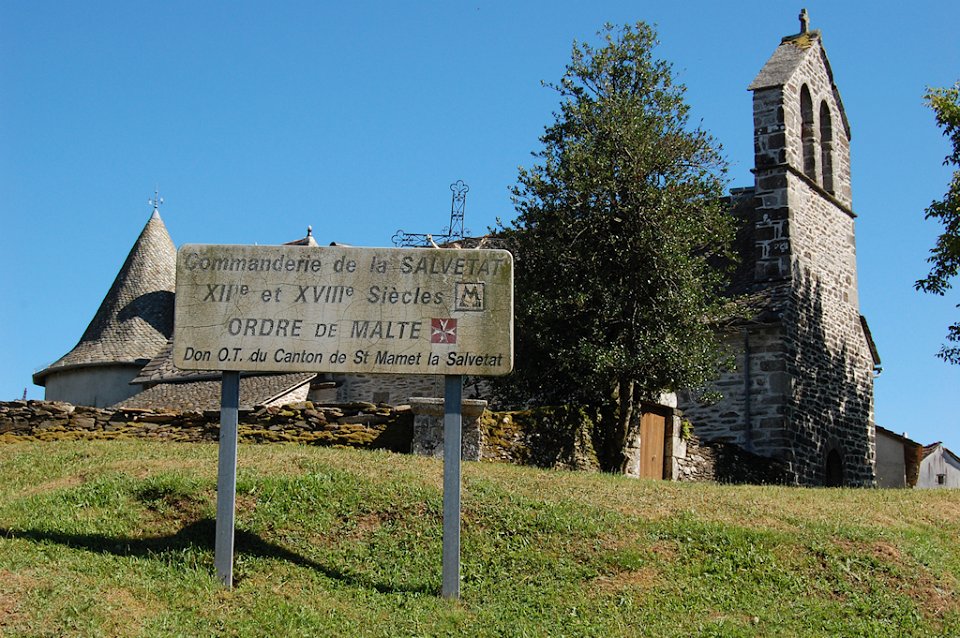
[173,244,513,376]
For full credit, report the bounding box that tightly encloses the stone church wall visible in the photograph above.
[782,175,875,486]
[681,324,793,460]
[751,86,793,282]
[327,373,443,406]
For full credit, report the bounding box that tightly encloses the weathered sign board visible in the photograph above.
[175,243,511,599]
[173,244,513,376]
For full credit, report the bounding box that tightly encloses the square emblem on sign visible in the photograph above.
[431,318,458,344]
[455,282,485,311]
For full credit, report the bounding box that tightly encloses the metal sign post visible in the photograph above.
[215,371,240,589]
[441,375,463,599]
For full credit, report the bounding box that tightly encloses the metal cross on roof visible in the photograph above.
[149,188,164,212]
[392,180,470,247]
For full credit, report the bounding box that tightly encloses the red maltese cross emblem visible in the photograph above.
[431,318,457,344]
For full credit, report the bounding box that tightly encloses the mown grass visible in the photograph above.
[0,440,958,637]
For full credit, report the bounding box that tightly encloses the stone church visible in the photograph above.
[679,12,879,486]
[32,13,879,486]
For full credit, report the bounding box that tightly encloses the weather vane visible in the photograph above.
[393,180,470,247]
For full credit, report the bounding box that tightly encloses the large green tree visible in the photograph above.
[916,82,960,364]
[498,22,736,471]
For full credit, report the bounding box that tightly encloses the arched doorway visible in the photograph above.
[824,449,844,487]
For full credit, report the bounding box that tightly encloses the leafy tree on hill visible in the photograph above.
[916,82,960,364]
[496,22,737,472]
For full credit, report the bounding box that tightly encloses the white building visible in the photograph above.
[917,443,960,489]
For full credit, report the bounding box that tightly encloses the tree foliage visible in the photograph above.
[496,22,736,470]
[916,82,960,364]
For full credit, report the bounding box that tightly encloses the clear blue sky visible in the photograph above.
[2,1,958,451]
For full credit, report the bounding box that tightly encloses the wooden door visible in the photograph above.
[639,411,666,480]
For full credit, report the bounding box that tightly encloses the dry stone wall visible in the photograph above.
[0,400,413,450]
[2,400,788,484]
[480,406,600,471]
[675,435,791,484]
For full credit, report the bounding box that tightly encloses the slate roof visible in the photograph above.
[747,28,850,139]
[112,372,316,411]
[747,31,818,92]
[34,210,177,385]
[875,425,920,448]
[129,339,213,384]
[721,281,793,327]
[921,442,960,465]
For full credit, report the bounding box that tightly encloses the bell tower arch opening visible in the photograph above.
[800,84,817,180]
[819,100,835,194]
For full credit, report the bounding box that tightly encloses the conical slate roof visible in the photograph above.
[34,210,176,384]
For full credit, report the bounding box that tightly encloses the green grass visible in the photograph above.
[0,441,958,637]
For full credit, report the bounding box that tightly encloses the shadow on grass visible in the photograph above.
[0,519,434,595]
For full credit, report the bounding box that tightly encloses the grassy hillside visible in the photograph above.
[0,441,958,637]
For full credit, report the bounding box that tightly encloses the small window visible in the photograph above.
[937,473,946,485]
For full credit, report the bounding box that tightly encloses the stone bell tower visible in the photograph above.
[683,11,877,486]
[749,8,853,282]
